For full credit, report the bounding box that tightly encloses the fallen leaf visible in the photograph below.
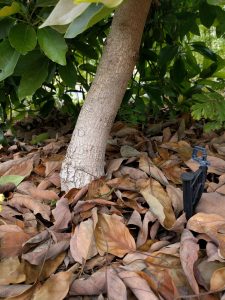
[180,229,199,294]
[33,271,73,300]
[106,158,124,178]
[73,198,116,215]
[0,257,25,284]
[28,188,59,201]
[107,176,136,191]
[137,179,176,229]
[24,252,66,284]
[196,193,225,219]
[9,193,51,221]
[52,197,72,230]
[0,175,24,186]
[139,155,169,186]
[69,268,106,295]
[118,270,158,300]
[118,166,148,180]
[210,267,225,291]
[95,213,136,257]
[0,225,31,258]
[107,268,127,300]
[187,213,225,258]
[206,242,225,263]
[0,285,32,298]
[166,185,183,216]
[185,155,225,175]
[70,218,98,263]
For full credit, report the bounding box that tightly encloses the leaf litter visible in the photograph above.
[1,118,225,299]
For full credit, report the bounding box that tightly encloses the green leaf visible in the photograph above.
[199,1,217,28]
[159,45,178,67]
[80,63,97,73]
[0,1,20,17]
[58,61,77,87]
[207,0,225,5]
[37,28,68,65]
[74,41,98,59]
[40,0,90,27]
[65,3,112,38]
[9,23,37,54]
[31,133,49,145]
[0,175,24,186]
[0,39,20,81]
[170,57,186,83]
[74,0,123,7]
[0,18,15,39]
[18,52,49,98]
[191,43,217,62]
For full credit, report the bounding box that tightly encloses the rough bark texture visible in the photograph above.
[61,0,152,191]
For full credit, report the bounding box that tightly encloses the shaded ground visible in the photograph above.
[1,116,225,299]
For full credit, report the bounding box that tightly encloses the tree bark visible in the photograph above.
[61,0,152,191]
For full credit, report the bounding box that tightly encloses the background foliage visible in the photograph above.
[0,0,225,133]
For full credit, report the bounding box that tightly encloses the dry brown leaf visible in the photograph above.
[0,225,31,258]
[69,268,106,295]
[32,271,73,300]
[0,154,38,177]
[137,179,176,229]
[196,193,225,219]
[187,213,225,258]
[118,270,158,300]
[5,283,38,300]
[0,285,32,298]
[44,155,63,176]
[138,268,179,300]
[185,155,225,175]
[210,267,225,291]
[118,166,148,180]
[73,199,116,215]
[106,158,125,179]
[29,187,59,201]
[139,155,169,186]
[24,252,66,284]
[166,185,183,216]
[180,229,199,295]
[0,257,25,284]
[107,268,127,300]
[70,218,98,263]
[52,197,71,230]
[107,176,136,191]
[9,193,51,221]
[95,213,136,257]
[128,210,156,247]
[163,165,183,184]
[42,140,65,155]
[197,260,225,289]
[206,242,225,263]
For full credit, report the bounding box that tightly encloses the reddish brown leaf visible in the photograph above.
[0,257,25,284]
[95,213,136,257]
[9,193,51,221]
[52,197,71,230]
[180,229,199,295]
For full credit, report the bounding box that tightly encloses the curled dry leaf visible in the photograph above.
[139,155,169,186]
[196,193,225,219]
[210,267,225,291]
[0,257,25,285]
[187,213,225,258]
[73,198,116,215]
[24,252,66,284]
[137,179,176,229]
[70,267,106,296]
[52,197,71,230]
[107,268,127,300]
[28,187,59,201]
[0,285,32,298]
[106,158,125,178]
[180,229,199,295]
[166,184,183,215]
[107,176,136,191]
[95,213,136,257]
[70,218,98,264]
[118,270,158,300]
[0,225,31,258]
[9,193,51,221]
[0,155,36,178]
[206,242,225,263]
[118,166,148,180]
[32,271,73,300]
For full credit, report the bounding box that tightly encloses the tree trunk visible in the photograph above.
[60,0,152,191]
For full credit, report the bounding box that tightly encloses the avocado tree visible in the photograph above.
[0,0,225,191]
